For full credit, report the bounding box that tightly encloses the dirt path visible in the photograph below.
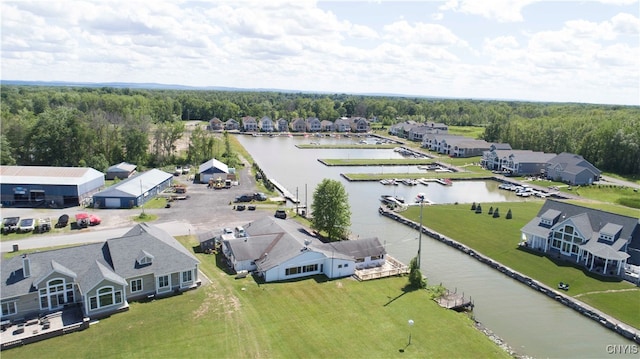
[574,288,640,298]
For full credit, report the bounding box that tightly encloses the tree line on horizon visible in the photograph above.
[1,85,638,175]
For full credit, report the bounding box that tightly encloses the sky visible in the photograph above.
[1,0,639,105]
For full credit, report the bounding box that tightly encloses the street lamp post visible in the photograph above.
[408,319,414,345]
[416,193,425,269]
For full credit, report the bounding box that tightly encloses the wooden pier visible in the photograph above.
[269,179,300,203]
[435,289,474,311]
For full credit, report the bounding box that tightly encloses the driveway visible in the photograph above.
[1,157,273,253]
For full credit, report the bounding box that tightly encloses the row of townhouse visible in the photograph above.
[209,116,371,133]
[389,120,449,141]
[421,134,513,158]
[482,148,602,185]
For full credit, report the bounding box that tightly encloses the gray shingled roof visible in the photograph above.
[94,169,172,198]
[1,223,199,301]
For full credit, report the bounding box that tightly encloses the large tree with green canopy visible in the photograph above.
[310,179,351,241]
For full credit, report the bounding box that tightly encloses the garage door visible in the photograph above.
[105,198,121,208]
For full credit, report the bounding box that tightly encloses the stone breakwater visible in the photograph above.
[378,206,640,344]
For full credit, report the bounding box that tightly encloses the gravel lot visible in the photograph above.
[0,157,275,251]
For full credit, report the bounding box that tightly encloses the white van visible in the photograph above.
[235,226,246,238]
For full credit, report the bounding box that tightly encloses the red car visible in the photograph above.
[89,214,101,226]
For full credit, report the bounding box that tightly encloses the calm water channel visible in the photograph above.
[237,134,636,358]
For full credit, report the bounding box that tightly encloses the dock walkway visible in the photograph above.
[435,290,474,311]
[269,179,299,204]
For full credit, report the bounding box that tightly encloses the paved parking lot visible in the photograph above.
[0,159,275,252]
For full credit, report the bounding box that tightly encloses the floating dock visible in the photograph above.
[435,289,474,312]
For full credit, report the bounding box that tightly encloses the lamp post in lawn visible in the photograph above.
[408,319,414,345]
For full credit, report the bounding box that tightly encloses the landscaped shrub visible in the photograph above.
[488,206,493,215]
[471,202,476,210]
[493,208,500,218]
[506,209,512,219]
[475,204,482,214]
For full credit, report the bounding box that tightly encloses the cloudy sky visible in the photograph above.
[2,0,639,105]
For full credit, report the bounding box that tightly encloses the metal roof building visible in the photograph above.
[0,165,104,208]
[92,169,173,209]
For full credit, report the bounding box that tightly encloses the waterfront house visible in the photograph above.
[481,149,556,176]
[0,223,200,322]
[221,216,386,282]
[545,152,601,185]
[241,116,258,132]
[276,118,288,132]
[224,118,239,131]
[209,117,223,131]
[349,117,370,132]
[290,118,306,132]
[320,120,334,132]
[334,118,351,132]
[520,200,639,278]
[258,116,274,132]
[305,117,322,132]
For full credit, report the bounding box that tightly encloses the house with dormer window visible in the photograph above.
[0,223,200,322]
[545,152,601,185]
[520,200,639,278]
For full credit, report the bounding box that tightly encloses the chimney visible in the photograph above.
[23,254,31,278]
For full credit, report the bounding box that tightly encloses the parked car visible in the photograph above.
[56,214,69,228]
[274,209,287,219]
[2,217,20,234]
[254,192,267,201]
[222,227,233,235]
[236,204,246,211]
[34,218,52,233]
[89,214,102,226]
[234,194,254,203]
[18,218,35,233]
[248,205,256,211]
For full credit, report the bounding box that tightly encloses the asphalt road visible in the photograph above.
[0,157,272,253]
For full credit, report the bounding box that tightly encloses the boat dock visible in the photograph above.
[435,289,474,312]
[269,179,300,204]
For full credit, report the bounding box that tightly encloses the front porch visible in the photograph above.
[1,305,88,351]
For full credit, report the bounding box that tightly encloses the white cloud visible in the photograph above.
[439,0,538,22]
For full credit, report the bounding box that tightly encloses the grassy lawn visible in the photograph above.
[2,236,510,359]
[448,125,485,139]
[400,201,640,329]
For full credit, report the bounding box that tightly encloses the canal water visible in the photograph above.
[237,134,637,358]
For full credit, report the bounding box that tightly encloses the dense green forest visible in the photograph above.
[1,85,638,175]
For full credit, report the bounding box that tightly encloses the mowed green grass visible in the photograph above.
[402,201,640,328]
[2,237,509,359]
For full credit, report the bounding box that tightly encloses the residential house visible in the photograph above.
[389,120,418,138]
[276,118,289,132]
[221,216,386,282]
[333,118,350,132]
[198,158,229,184]
[447,139,511,158]
[305,117,322,132]
[0,223,200,322]
[105,162,137,180]
[241,116,258,132]
[520,200,639,278]
[407,122,449,142]
[482,149,556,176]
[349,117,369,132]
[290,118,306,132]
[320,120,334,132]
[258,116,274,132]
[224,119,239,131]
[546,153,601,185]
[422,134,464,153]
[209,117,223,131]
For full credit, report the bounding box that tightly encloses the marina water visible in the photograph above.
[237,134,637,358]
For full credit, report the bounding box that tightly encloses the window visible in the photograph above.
[130,278,143,293]
[1,302,17,316]
[182,270,192,283]
[158,275,170,290]
[89,286,123,311]
[39,278,75,310]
